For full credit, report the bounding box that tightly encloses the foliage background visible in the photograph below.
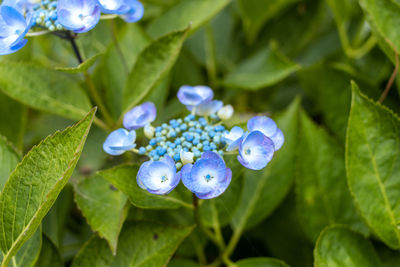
[1,0,400,266]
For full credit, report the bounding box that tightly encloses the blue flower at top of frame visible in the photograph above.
[120,0,144,23]
[237,131,275,170]
[177,85,214,109]
[195,100,223,116]
[123,102,157,130]
[137,156,180,195]
[103,128,136,156]
[1,0,36,15]
[247,116,284,150]
[97,0,130,14]
[223,126,244,151]
[57,0,100,33]
[0,5,31,55]
[180,151,232,199]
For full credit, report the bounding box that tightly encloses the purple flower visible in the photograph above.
[237,131,275,170]
[223,126,244,151]
[120,0,144,23]
[123,102,157,130]
[103,128,136,156]
[180,152,232,199]
[57,0,100,33]
[0,5,31,55]
[247,116,284,150]
[137,156,180,195]
[177,85,214,109]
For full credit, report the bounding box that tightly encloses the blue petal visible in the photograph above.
[238,131,275,170]
[137,161,151,189]
[269,128,284,151]
[196,167,232,199]
[97,0,130,14]
[1,6,26,29]
[177,85,214,107]
[224,126,244,151]
[103,128,136,156]
[196,100,223,116]
[57,0,100,33]
[123,102,157,130]
[139,159,178,195]
[247,116,277,137]
[121,0,144,23]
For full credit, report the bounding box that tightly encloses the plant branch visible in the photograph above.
[379,43,399,103]
[110,20,129,74]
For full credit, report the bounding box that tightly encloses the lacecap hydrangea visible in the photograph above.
[103,85,284,199]
[0,0,144,55]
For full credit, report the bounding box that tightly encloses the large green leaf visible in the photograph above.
[71,222,194,267]
[314,226,381,267]
[346,82,400,249]
[0,136,20,191]
[55,54,102,74]
[296,110,368,243]
[122,28,189,113]
[0,109,96,267]
[73,175,128,254]
[223,44,300,90]
[34,235,63,267]
[98,165,192,210]
[232,98,300,230]
[0,62,92,121]
[146,0,231,39]
[238,0,300,42]
[235,257,290,267]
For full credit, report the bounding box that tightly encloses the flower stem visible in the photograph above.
[110,20,129,74]
[379,39,399,103]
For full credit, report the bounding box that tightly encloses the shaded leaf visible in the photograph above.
[296,110,368,243]
[122,28,189,113]
[0,62,92,121]
[146,0,231,39]
[236,257,290,267]
[346,82,400,249]
[223,44,300,90]
[0,136,20,191]
[98,165,192,210]
[73,175,128,254]
[232,98,300,230]
[0,109,96,267]
[314,226,381,267]
[34,235,63,267]
[55,54,102,73]
[72,222,194,267]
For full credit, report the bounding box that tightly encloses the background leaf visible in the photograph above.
[34,235,63,267]
[235,257,290,267]
[0,62,92,121]
[0,109,95,267]
[0,136,20,191]
[346,82,400,249]
[314,225,381,267]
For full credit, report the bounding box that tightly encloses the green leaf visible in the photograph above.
[0,108,96,267]
[34,235,63,267]
[73,175,128,254]
[122,28,189,113]
[0,229,42,267]
[0,62,92,121]
[235,257,290,267]
[55,54,102,74]
[232,98,300,230]
[238,0,300,42]
[358,0,400,53]
[314,225,381,267]
[71,222,194,267]
[222,44,300,90]
[98,164,192,210]
[0,92,27,150]
[295,110,368,243]
[346,82,400,249]
[146,0,231,39]
[0,136,20,191]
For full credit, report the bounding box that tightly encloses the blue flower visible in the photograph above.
[97,0,131,14]
[123,102,157,130]
[137,156,180,195]
[196,100,223,116]
[57,0,100,33]
[247,116,284,150]
[223,126,244,151]
[237,131,275,170]
[103,128,136,156]
[0,6,31,55]
[180,151,232,199]
[1,0,36,15]
[120,0,144,23]
[177,85,214,109]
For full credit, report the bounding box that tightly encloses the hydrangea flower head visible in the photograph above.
[123,102,156,130]
[0,5,31,55]
[103,85,284,199]
[103,128,136,156]
[57,0,100,33]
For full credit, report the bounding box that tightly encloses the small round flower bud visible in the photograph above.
[218,105,234,120]
[180,150,194,165]
[144,124,155,139]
